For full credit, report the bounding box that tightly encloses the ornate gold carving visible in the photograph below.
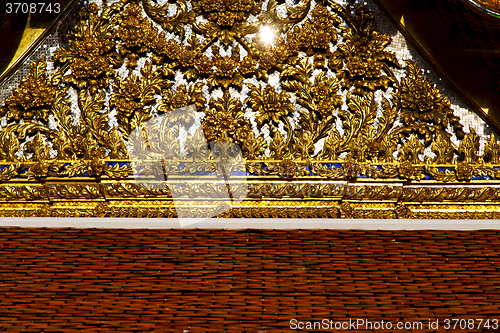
[0,0,499,218]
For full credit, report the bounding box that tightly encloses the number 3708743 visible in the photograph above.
[5,3,61,14]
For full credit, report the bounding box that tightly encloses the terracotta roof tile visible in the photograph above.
[0,228,498,331]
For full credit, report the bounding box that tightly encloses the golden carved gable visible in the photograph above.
[0,0,499,219]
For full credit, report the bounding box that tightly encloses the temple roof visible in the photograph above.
[0,228,498,331]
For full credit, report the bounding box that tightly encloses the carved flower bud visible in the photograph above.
[195,55,213,75]
[240,56,257,75]
[456,163,473,181]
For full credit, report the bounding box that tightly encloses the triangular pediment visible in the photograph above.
[1,0,500,219]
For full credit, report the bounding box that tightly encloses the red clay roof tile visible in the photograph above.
[0,229,498,331]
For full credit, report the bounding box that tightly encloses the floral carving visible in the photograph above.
[192,0,261,46]
[330,4,399,94]
[159,83,206,114]
[54,3,123,94]
[110,62,171,135]
[245,84,294,126]
[1,0,499,220]
[208,53,244,88]
[400,61,464,140]
[456,162,474,181]
[1,60,57,122]
[116,3,159,68]
[311,72,342,117]
[395,204,411,219]
[339,202,354,218]
[398,161,419,180]
[292,5,340,51]
[202,91,252,146]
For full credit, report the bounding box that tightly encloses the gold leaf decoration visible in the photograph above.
[0,0,498,218]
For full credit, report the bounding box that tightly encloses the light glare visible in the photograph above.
[259,25,276,45]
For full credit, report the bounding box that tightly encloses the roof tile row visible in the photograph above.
[0,228,499,332]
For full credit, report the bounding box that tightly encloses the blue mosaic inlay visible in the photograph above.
[105,161,130,168]
[16,169,27,179]
[422,172,432,180]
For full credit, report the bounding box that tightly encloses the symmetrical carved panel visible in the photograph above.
[0,0,499,218]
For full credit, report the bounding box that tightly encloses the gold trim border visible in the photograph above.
[2,179,500,219]
[4,201,500,219]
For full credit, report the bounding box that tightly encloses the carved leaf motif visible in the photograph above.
[0,132,20,162]
[102,163,132,179]
[0,165,19,181]
[458,128,480,163]
[379,133,398,162]
[0,122,50,163]
[106,128,129,160]
[376,96,397,141]
[78,90,108,136]
[425,166,456,182]
[400,135,424,164]
[320,128,341,159]
[484,133,500,164]
[265,0,311,32]
[184,129,206,161]
[51,91,74,135]
[269,131,288,160]
[338,94,377,155]
[432,132,454,164]
[143,0,194,40]
[242,132,267,159]
[26,132,49,162]
[474,166,500,179]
